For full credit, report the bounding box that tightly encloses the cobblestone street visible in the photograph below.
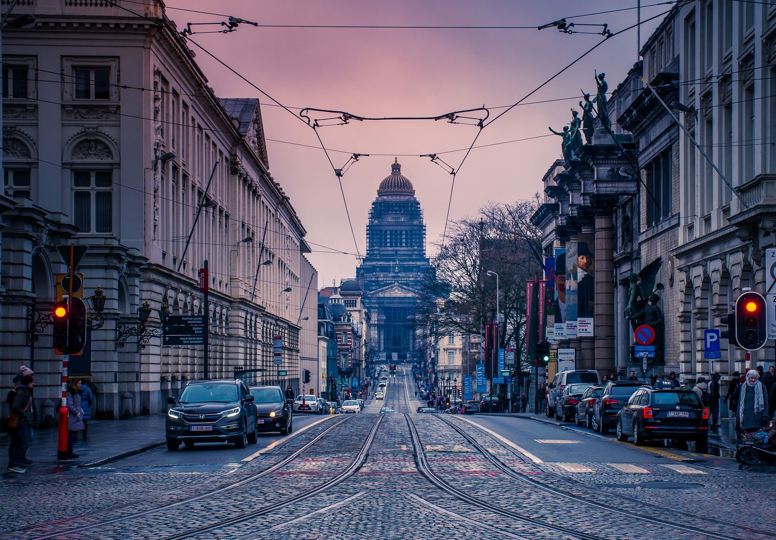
[1,368,773,540]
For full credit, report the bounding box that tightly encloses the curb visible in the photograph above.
[78,440,165,468]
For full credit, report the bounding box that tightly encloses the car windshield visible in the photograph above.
[250,388,282,404]
[652,392,701,407]
[343,400,358,406]
[567,383,592,395]
[567,372,599,384]
[180,383,238,404]
[610,385,641,397]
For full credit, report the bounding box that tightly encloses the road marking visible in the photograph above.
[269,491,365,530]
[241,416,334,462]
[535,439,580,444]
[457,416,543,463]
[554,462,593,473]
[406,494,529,540]
[608,463,650,474]
[661,464,706,475]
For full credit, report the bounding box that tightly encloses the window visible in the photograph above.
[74,66,110,99]
[645,149,672,227]
[73,170,112,233]
[447,351,454,365]
[2,65,28,98]
[702,2,713,73]
[448,333,455,344]
[4,168,31,198]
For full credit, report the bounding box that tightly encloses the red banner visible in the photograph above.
[526,280,535,358]
[198,267,209,292]
[538,280,547,343]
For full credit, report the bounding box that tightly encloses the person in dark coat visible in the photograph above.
[708,373,721,428]
[8,369,34,474]
[667,372,680,388]
[736,370,770,434]
[66,380,85,459]
[80,381,94,441]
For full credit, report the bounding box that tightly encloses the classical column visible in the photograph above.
[594,213,615,375]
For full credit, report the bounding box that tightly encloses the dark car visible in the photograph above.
[616,388,709,451]
[574,386,603,428]
[592,381,647,434]
[479,396,501,413]
[166,380,257,450]
[250,386,293,435]
[462,400,480,414]
[555,383,593,422]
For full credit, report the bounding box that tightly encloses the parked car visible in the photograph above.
[294,394,320,413]
[574,386,603,428]
[375,390,385,400]
[479,396,501,412]
[592,381,647,434]
[250,385,293,435]
[546,370,600,418]
[166,379,257,451]
[555,383,593,422]
[462,400,480,414]
[616,388,709,451]
[342,400,361,413]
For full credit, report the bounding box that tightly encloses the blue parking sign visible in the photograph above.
[704,329,721,359]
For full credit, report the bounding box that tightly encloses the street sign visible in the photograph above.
[767,248,776,338]
[634,324,656,346]
[274,355,282,367]
[198,266,209,292]
[57,245,88,270]
[278,370,288,377]
[493,376,504,384]
[577,317,594,337]
[163,315,206,346]
[501,369,510,377]
[476,363,486,393]
[498,348,505,373]
[557,348,575,372]
[634,344,656,358]
[704,329,721,359]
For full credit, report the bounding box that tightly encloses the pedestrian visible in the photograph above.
[66,380,85,459]
[80,380,94,441]
[609,372,617,383]
[7,367,34,474]
[667,372,680,388]
[709,373,721,428]
[692,380,710,406]
[762,365,775,390]
[736,369,770,435]
[628,371,637,381]
[726,371,740,414]
[285,385,294,401]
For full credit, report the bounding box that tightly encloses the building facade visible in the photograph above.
[1,0,315,422]
[356,160,434,366]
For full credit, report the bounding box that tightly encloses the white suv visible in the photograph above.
[546,370,600,418]
[294,394,319,413]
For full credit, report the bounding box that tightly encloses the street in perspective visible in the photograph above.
[1,1,776,539]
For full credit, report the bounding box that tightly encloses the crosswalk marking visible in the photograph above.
[608,463,650,474]
[661,464,706,475]
[555,462,593,473]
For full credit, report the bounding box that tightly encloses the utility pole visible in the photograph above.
[200,260,210,379]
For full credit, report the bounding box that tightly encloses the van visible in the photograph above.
[546,370,600,418]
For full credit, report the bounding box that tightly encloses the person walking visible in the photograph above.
[726,371,741,415]
[709,373,721,429]
[692,379,709,406]
[66,380,85,459]
[80,381,94,441]
[736,370,770,435]
[7,368,34,474]
[667,372,680,388]
[285,385,294,401]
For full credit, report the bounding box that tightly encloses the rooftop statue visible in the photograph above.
[580,92,595,144]
[595,71,611,131]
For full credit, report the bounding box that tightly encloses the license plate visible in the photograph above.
[257,418,266,424]
[191,424,213,432]
[667,411,689,418]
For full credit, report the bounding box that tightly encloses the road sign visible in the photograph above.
[634,324,656,346]
[704,329,721,359]
[634,344,656,358]
[274,355,282,367]
[278,370,288,377]
[493,376,504,384]
[163,315,206,346]
[498,348,505,373]
[57,245,88,270]
[476,363,486,393]
[767,249,776,338]
[501,369,510,377]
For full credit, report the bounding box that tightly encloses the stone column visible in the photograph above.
[594,213,615,375]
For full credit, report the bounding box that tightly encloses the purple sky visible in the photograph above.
[177,1,665,286]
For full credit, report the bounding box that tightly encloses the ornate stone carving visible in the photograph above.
[72,138,113,160]
[63,105,119,121]
[3,137,32,158]
[3,104,37,120]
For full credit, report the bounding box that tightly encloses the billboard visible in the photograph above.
[565,235,594,337]
[552,247,566,338]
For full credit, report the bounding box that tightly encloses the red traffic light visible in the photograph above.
[54,305,68,318]
[744,301,758,313]
[735,291,767,351]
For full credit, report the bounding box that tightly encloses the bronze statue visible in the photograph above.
[580,92,595,144]
[624,275,645,331]
[548,124,572,165]
[569,110,583,157]
[594,71,611,131]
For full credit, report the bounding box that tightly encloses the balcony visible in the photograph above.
[730,174,776,228]
[2,0,164,18]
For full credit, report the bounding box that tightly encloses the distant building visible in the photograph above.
[357,160,434,366]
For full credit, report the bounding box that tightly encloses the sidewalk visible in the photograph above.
[2,414,165,474]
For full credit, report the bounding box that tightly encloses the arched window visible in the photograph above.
[3,135,36,199]
[67,136,117,233]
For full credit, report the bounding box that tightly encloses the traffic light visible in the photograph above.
[303,369,311,384]
[720,313,739,347]
[51,297,87,355]
[52,300,70,353]
[536,341,550,363]
[735,291,767,351]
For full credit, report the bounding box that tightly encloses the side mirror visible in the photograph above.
[167,396,177,405]
[244,394,255,402]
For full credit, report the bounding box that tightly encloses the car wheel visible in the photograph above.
[247,425,258,444]
[616,419,628,441]
[694,437,708,453]
[632,422,644,446]
[598,415,608,434]
[166,440,180,451]
[235,421,248,449]
[184,441,195,449]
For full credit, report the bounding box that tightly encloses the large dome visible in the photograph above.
[378,159,414,196]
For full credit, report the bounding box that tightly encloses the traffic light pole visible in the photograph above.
[57,354,70,460]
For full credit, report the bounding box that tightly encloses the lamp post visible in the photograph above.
[115,300,162,352]
[486,270,499,412]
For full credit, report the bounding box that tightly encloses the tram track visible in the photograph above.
[437,414,772,540]
[25,415,350,540]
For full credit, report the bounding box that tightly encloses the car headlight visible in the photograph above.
[223,407,241,418]
[167,409,183,420]
[269,409,283,418]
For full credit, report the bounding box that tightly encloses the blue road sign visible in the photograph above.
[634,344,656,358]
[463,375,473,401]
[498,348,505,373]
[476,363,486,393]
[493,376,504,384]
[704,329,721,359]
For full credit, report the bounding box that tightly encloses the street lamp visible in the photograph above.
[486,270,499,412]
[116,300,162,352]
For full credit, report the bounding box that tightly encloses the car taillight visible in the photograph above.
[642,407,653,419]
[603,398,619,406]
[566,398,579,405]
[702,407,709,420]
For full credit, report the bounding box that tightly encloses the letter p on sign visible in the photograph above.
[704,329,721,359]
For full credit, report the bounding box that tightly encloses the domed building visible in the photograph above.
[356,160,434,365]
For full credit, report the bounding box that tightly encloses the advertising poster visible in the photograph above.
[565,239,578,337]
[463,375,473,401]
[552,247,566,325]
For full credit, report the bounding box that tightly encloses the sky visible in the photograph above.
[172,0,667,287]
